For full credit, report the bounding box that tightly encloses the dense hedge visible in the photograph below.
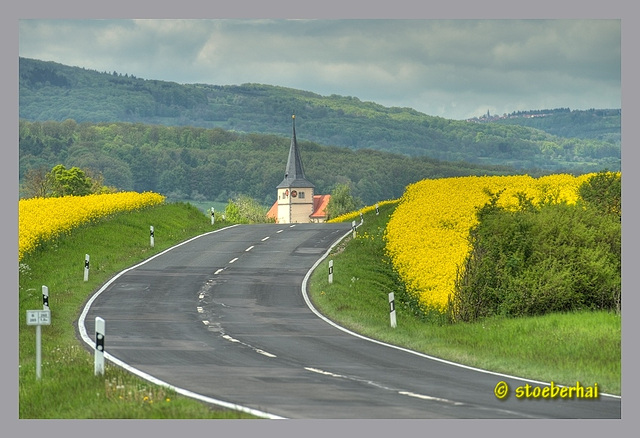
[450,173,621,321]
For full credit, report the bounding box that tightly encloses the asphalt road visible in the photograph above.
[78,223,621,419]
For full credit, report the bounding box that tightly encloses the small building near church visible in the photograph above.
[266,115,330,223]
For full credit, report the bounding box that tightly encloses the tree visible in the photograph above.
[225,195,272,224]
[48,164,93,197]
[326,183,360,219]
[22,166,51,198]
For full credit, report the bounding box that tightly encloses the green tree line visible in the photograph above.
[19,119,517,206]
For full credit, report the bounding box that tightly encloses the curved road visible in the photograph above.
[78,223,621,419]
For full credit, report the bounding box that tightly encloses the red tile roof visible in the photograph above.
[311,194,331,218]
[266,200,278,220]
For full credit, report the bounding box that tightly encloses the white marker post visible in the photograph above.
[84,254,90,282]
[26,309,51,380]
[376,203,379,215]
[42,285,49,310]
[211,207,215,225]
[360,212,364,224]
[150,225,155,248]
[328,259,334,284]
[95,317,105,376]
[352,220,357,238]
[389,292,397,328]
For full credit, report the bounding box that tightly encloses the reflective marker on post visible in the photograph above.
[150,225,155,248]
[84,254,90,282]
[389,292,397,328]
[352,220,356,238]
[211,207,215,225]
[376,203,379,215]
[95,317,105,376]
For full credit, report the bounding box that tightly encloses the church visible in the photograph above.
[266,115,331,223]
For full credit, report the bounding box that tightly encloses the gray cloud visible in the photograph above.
[18,19,620,120]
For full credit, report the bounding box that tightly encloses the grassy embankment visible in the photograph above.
[308,202,621,395]
[18,202,256,419]
[19,200,620,419]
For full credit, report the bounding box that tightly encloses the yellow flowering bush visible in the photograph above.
[18,192,165,261]
[384,174,594,313]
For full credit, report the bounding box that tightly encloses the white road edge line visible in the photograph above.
[300,223,621,400]
[77,224,286,420]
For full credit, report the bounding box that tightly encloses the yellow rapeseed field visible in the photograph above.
[384,174,594,313]
[18,192,165,261]
[328,199,399,224]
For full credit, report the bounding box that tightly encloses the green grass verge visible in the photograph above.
[19,202,256,418]
[19,200,621,419]
[308,202,621,395]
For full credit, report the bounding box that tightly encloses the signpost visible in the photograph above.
[26,309,51,380]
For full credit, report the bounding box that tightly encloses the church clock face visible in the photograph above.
[291,190,297,197]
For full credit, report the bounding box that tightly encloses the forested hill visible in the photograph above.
[468,108,621,144]
[19,57,619,173]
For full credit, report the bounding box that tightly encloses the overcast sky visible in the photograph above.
[18,18,621,120]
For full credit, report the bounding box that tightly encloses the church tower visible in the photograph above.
[275,115,315,223]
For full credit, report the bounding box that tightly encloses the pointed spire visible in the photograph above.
[277,114,315,188]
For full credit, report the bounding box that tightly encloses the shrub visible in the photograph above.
[450,196,621,321]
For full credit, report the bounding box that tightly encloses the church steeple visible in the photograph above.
[267,114,330,224]
[277,114,315,189]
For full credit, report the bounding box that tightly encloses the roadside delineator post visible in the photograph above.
[150,225,155,248]
[389,292,397,328]
[329,259,334,284]
[352,220,356,238]
[84,254,90,282]
[42,285,49,310]
[95,317,105,376]
[211,207,215,225]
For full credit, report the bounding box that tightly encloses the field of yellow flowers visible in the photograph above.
[18,192,165,261]
[328,199,399,224]
[384,174,594,313]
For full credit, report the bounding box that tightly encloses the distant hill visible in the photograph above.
[467,107,621,145]
[19,57,620,173]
